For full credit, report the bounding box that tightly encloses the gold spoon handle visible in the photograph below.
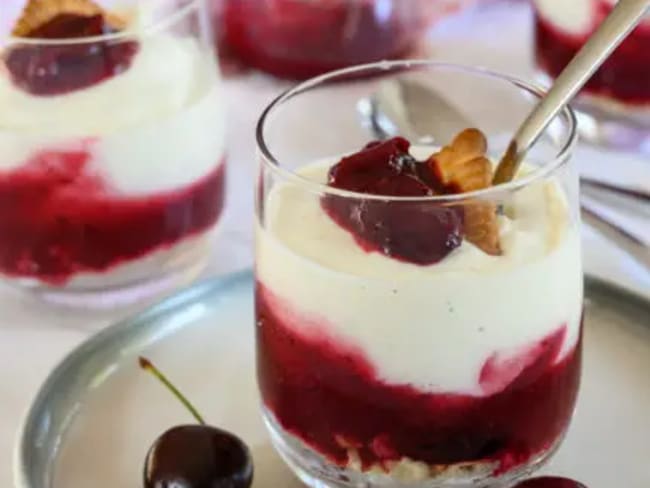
[493,0,650,185]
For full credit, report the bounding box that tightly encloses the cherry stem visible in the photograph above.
[138,356,206,425]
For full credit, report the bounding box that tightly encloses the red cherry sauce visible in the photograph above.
[4,13,138,96]
[0,148,225,284]
[257,283,582,472]
[535,2,650,105]
[322,137,463,265]
[222,0,425,79]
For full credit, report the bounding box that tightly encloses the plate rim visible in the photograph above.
[13,269,253,488]
[13,269,649,488]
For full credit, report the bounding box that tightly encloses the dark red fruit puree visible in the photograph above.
[322,137,463,265]
[222,0,427,79]
[0,149,225,284]
[535,2,650,104]
[257,284,582,473]
[5,13,138,96]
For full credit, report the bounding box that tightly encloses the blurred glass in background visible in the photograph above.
[533,0,650,152]
[211,0,473,79]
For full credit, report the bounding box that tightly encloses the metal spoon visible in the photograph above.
[492,0,650,184]
[357,77,467,145]
[357,1,649,256]
[359,81,650,251]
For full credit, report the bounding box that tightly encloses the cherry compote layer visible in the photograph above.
[257,285,582,473]
[5,13,138,96]
[321,137,463,265]
[0,150,225,284]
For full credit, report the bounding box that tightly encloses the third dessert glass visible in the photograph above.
[0,0,226,306]
[255,61,583,487]
[534,0,650,152]
[219,0,461,79]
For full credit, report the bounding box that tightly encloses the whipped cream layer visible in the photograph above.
[0,31,225,194]
[257,157,583,395]
[535,0,649,35]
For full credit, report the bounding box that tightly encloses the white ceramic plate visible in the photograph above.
[15,270,650,488]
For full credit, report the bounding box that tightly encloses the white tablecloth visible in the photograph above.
[0,2,648,487]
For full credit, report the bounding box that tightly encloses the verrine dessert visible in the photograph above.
[220,0,462,79]
[0,0,226,305]
[534,0,650,150]
[255,62,583,487]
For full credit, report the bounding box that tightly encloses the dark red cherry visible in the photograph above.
[4,13,138,96]
[144,425,253,488]
[328,137,445,196]
[139,358,254,488]
[513,477,587,488]
[322,137,463,265]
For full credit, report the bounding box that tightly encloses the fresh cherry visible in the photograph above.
[513,477,587,488]
[4,13,138,96]
[322,137,463,265]
[139,357,253,488]
[145,425,253,488]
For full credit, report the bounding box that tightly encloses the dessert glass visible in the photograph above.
[220,0,465,79]
[534,0,650,152]
[0,0,226,306]
[255,61,583,487]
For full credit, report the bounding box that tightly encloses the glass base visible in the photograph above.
[3,235,210,309]
[536,71,650,155]
[263,408,562,488]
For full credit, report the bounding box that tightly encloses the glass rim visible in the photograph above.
[3,0,202,46]
[256,60,578,203]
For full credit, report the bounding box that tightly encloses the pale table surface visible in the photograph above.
[1,2,648,487]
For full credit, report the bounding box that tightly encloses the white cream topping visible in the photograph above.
[95,84,225,194]
[535,0,649,35]
[0,32,226,194]
[535,0,596,34]
[257,159,583,396]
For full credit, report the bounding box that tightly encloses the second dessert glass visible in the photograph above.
[534,0,650,152]
[255,61,583,487]
[219,0,465,79]
[0,0,226,306]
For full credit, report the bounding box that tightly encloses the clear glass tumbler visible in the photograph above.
[534,0,650,153]
[220,0,467,79]
[0,0,226,306]
[255,61,583,487]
